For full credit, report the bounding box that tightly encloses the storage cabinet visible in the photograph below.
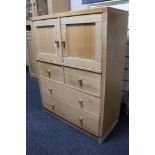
[61,14,102,69]
[32,8,128,143]
[33,19,62,62]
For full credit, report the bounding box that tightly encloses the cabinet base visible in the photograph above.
[43,108,118,144]
[98,119,118,144]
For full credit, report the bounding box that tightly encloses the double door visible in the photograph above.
[33,14,103,70]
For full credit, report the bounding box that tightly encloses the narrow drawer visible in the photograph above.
[40,77,100,116]
[64,67,101,96]
[38,61,63,82]
[42,94,99,136]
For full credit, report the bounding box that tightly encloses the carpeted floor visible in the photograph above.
[26,68,129,155]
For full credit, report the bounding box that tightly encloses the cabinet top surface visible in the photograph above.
[31,7,128,21]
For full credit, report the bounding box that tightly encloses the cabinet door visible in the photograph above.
[61,14,103,70]
[33,19,62,62]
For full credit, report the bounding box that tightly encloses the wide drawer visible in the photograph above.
[38,61,63,82]
[42,94,99,136]
[64,67,101,96]
[40,77,100,116]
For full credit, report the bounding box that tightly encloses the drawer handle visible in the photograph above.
[47,70,51,77]
[77,79,83,86]
[78,99,83,108]
[51,104,54,110]
[79,117,83,125]
[55,40,60,47]
[49,88,53,94]
[61,40,66,48]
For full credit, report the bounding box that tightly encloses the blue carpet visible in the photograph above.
[26,68,129,155]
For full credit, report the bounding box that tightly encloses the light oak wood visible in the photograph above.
[33,19,62,62]
[61,14,103,70]
[32,7,128,143]
[37,58,102,73]
[32,7,127,21]
[38,61,64,83]
[66,23,95,60]
[40,77,100,115]
[99,9,128,138]
[32,8,106,21]
[42,94,99,136]
[61,14,102,24]
[64,67,101,96]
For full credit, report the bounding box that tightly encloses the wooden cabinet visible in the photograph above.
[61,14,103,70]
[33,19,62,62]
[32,8,128,143]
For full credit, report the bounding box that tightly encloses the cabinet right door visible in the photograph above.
[61,14,103,70]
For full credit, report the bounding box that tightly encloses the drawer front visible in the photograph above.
[42,94,99,136]
[40,77,100,115]
[38,61,63,82]
[64,67,101,96]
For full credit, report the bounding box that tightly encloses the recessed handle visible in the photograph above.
[51,104,54,110]
[61,40,66,48]
[77,78,83,86]
[79,117,83,125]
[78,99,83,108]
[55,40,60,47]
[48,88,53,94]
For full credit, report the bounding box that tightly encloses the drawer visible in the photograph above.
[38,61,63,82]
[40,77,100,115]
[42,94,99,136]
[64,67,101,96]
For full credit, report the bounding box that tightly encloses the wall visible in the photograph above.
[70,0,89,10]
[70,0,129,11]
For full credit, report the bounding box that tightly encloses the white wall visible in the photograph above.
[70,0,89,11]
[70,0,129,11]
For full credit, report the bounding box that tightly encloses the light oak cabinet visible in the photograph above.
[32,8,128,143]
[61,14,103,70]
[33,19,62,62]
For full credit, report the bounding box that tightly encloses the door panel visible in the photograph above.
[33,19,62,62]
[67,23,95,60]
[61,14,103,70]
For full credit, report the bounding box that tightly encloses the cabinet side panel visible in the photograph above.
[102,9,128,138]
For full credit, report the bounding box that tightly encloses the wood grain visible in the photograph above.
[42,94,99,136]
[38,61,64,83]
[33,7,128,143]
[67,23,95,60]
[33,19,62,62]
[37,26,55,53]
[40,77,101,115]
[64,67,101,96]
[101,9,128,139]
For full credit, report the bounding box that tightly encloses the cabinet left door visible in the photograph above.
[33,19,62,62]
